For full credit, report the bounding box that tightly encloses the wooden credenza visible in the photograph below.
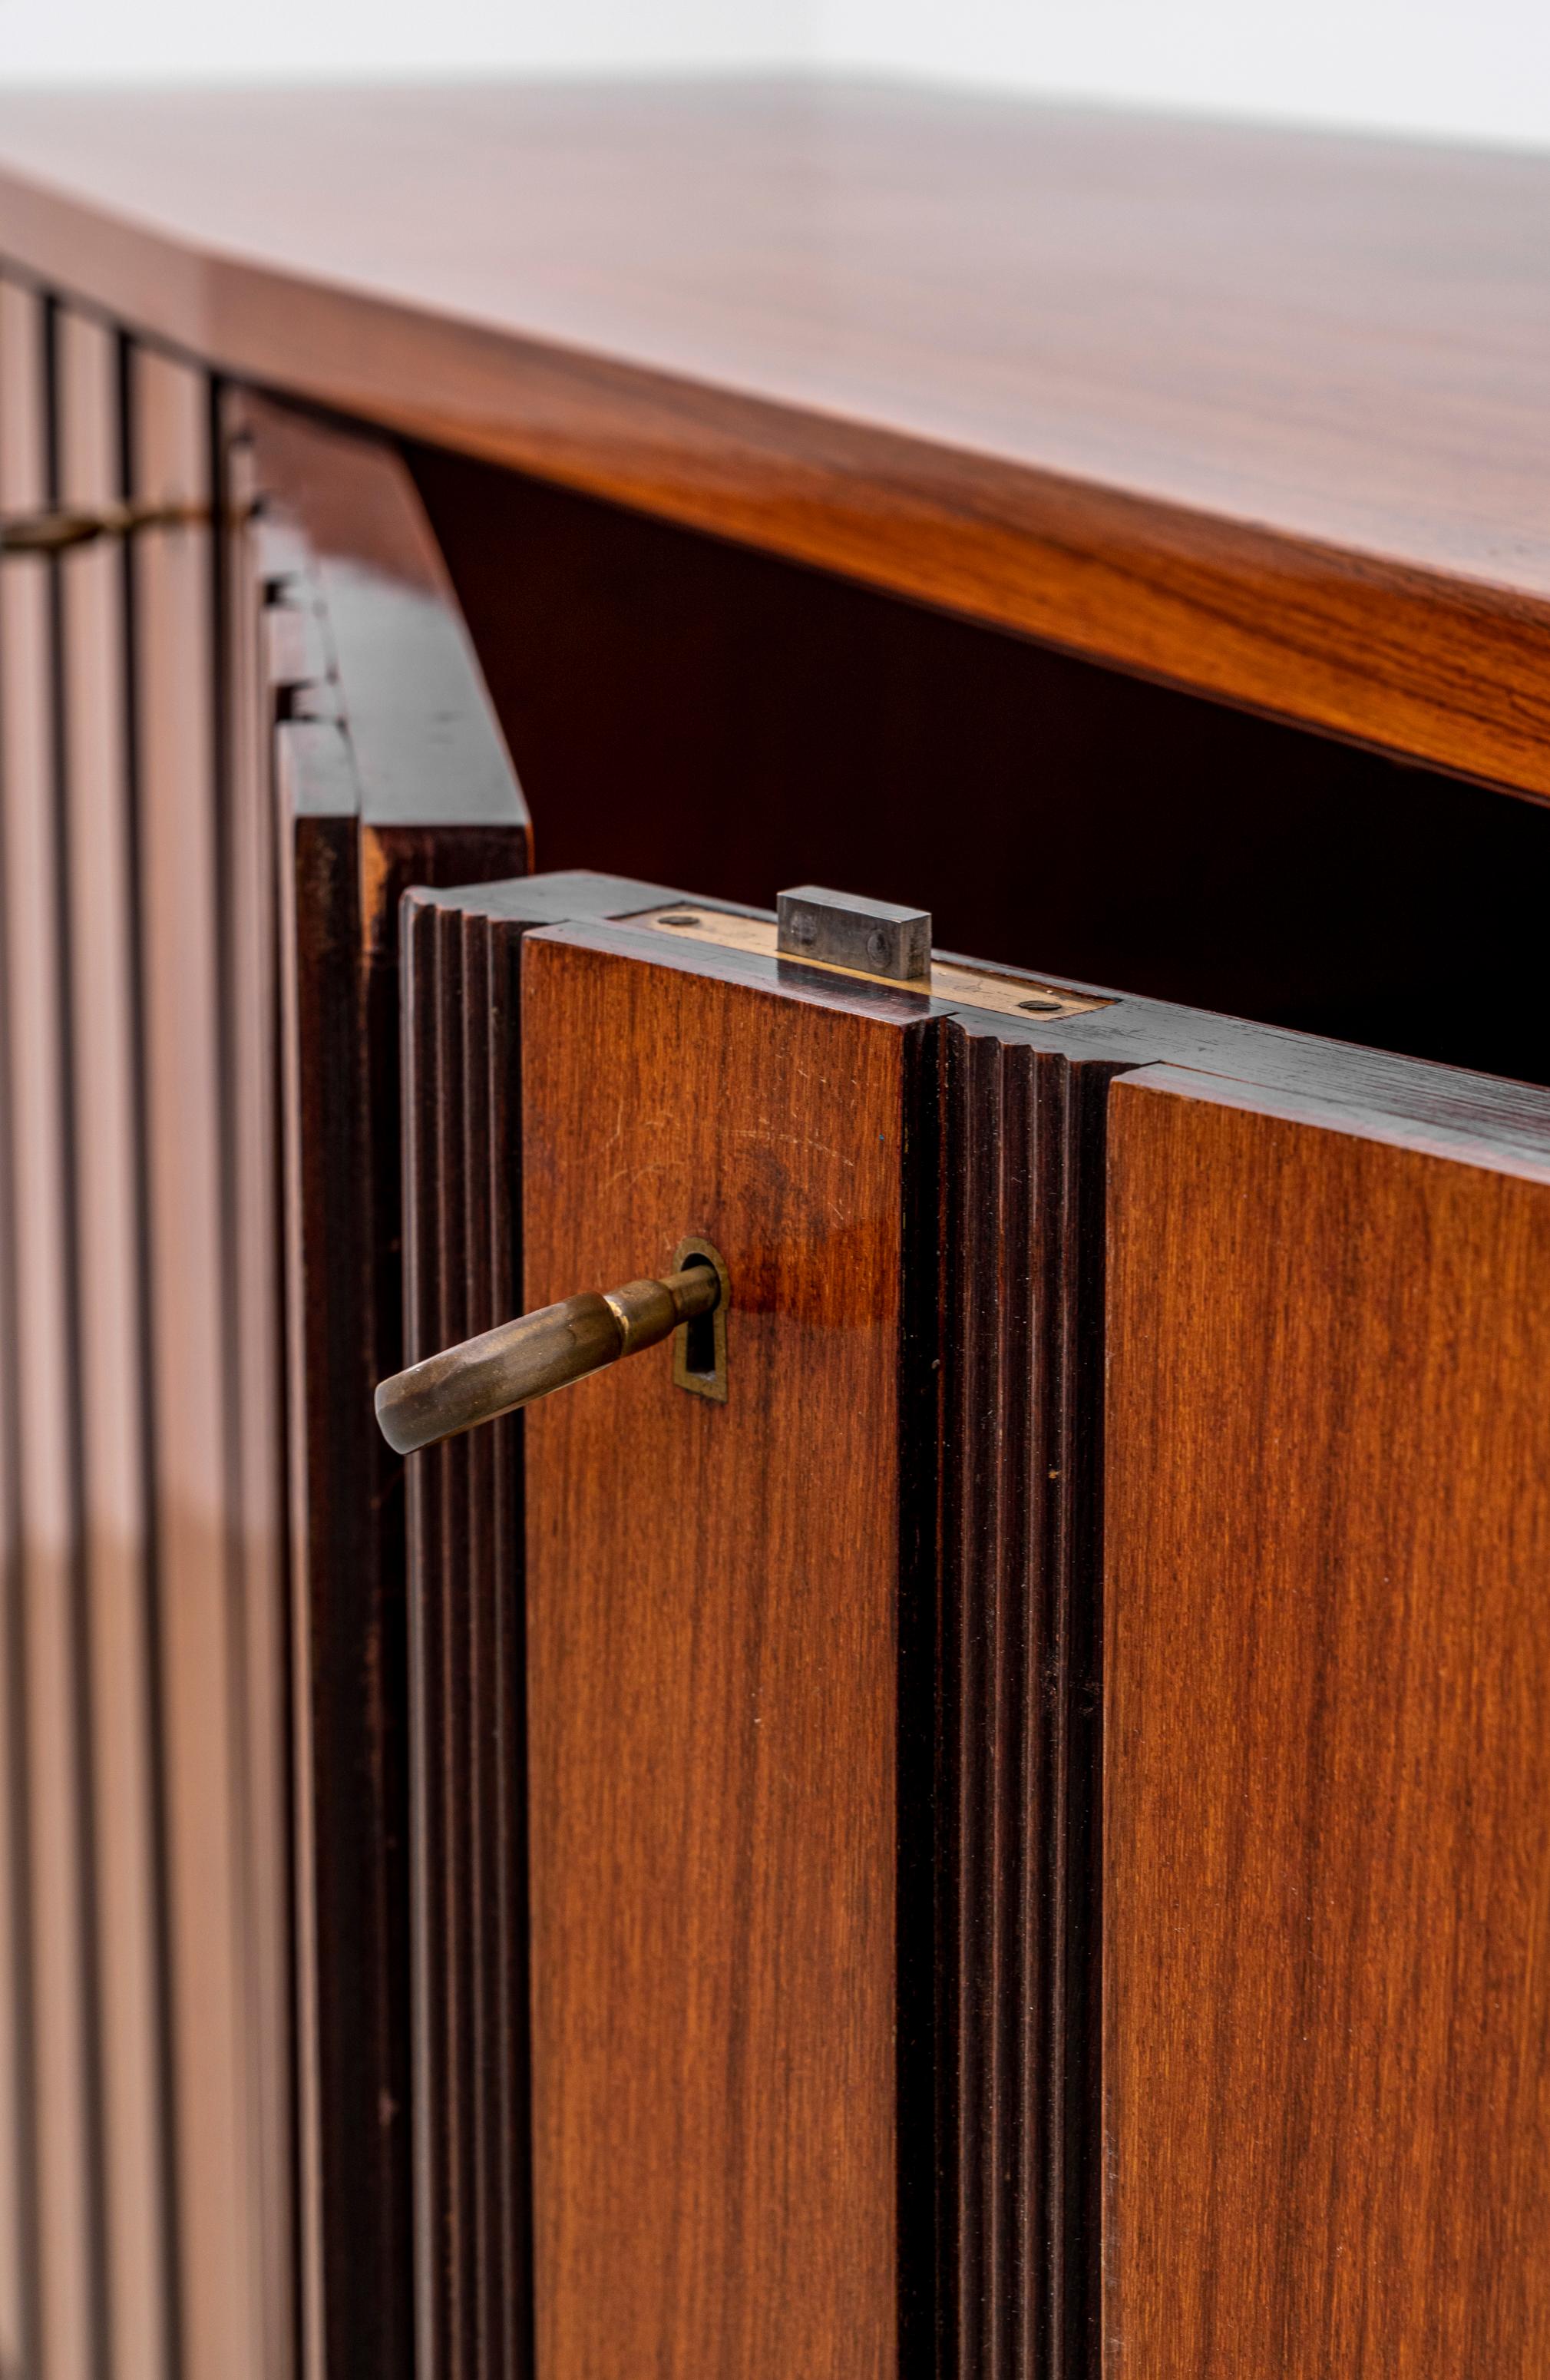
[1,79,1548,2380]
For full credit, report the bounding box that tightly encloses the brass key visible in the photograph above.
[375,1263,722,1455]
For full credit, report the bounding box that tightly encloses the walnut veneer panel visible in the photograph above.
[0,84,1548,790]
[1105,1067,1550,2373]
[521,929,910,2380]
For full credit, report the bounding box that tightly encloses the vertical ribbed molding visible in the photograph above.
[929,1014,1102,2380]
[0,266,73,2380]
[402,886,533,2380]
[0,286,298,2380]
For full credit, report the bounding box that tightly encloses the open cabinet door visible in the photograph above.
[398,872,1111,2380]
[1104,1067,1550,2375]
[398,871,1550,2380]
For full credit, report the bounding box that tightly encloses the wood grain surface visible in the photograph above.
[1104,1066,1550,2374]
[521,925,923,2380]
[1,84,1548,789]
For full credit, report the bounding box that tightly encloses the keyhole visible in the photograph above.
[680,1256,718,1380]
[670,1235,730,1405]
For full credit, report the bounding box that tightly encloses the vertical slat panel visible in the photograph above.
[58,302,173,2380]
[402,890,450,2380]
[272,753,349,2380]
[220,402,295,2380]
[930,1017,1105,2380]
[405,889,465,2380]
[433,897,473,2380]
[482,921,528,2380]
[0,270,43,2380]
[130,342,256,2380]
[454,904,528,2380]
[1,276,103,2380]
[461,911,496,2380]
[0,702,31,2365]
[402,884,535,2380]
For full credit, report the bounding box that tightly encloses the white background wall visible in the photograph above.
[818,0,1550,150]
[2,0,1548,152]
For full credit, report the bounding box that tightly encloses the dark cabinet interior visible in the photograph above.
[412,438,1550,1089]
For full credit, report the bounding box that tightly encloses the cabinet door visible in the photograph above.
[398,874,1116,2380]
[397,874,1550,2380]
[0,322,527,2380]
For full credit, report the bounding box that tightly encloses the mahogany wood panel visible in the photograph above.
[521,924,936,2380]
[247,392,530,2380]
[0,84,1548,791]
[1104,1067,1550,2374]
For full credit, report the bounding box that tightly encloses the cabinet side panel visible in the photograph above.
[1105,1073,1550,2375]
[522,935,903,2380]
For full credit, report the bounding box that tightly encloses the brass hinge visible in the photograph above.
[0,501,209,556]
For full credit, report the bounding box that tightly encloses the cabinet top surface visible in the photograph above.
[2,78,1547,791]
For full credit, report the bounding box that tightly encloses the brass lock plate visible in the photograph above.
[623,904,1114,1024]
